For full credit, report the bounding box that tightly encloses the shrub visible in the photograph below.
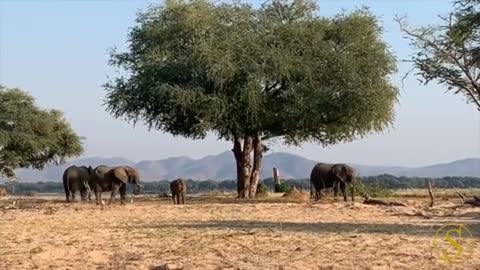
[274,182,290,193]
[351,182,392,198]
[255,183,268,198]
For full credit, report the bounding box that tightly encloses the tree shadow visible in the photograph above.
[133,220,480,236]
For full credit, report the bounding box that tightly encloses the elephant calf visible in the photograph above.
[170,179,187,205]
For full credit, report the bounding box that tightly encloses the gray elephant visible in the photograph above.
[310,163,357,202]
[62,165,94,203]
[170,178,186,205]
[89,165,143,204]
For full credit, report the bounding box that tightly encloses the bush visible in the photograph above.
[255,183,268,197]
[274,182,290,193]
[351,182,392,198]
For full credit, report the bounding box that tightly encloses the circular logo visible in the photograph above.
[433,224,475,265]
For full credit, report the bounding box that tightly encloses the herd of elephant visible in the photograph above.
[62,162,357,205]
[62,165,186,205]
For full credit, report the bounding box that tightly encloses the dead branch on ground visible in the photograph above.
[363,196,407,207]
[455,191,480,206]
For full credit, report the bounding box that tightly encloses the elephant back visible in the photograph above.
[310,163,333,178]
[93,165,112,177]
[64,165,88,178]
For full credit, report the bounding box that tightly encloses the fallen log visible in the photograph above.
[455,191,480,206]
[363,196,407,207]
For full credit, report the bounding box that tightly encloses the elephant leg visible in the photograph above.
[98,190,103,205]
[71,191,77,202]
[180,192,184,204]
[339,182,347,202]
[94,184,101,205]
[119,184,127,204]
[109,184,120,204]
[172,193,176,205]
[80,189,87,202]
[333,182,339,197]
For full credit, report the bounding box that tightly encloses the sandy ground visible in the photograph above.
[0,195,479,270]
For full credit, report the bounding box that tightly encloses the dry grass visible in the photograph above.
[392,188,480,200]
[282,187,310,203]
[0,193,480,270]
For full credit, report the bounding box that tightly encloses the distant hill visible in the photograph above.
[6,152,480,182]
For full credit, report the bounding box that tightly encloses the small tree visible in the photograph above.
[0,86,84,177]
[105,0,398,198]
[398,0,480,111]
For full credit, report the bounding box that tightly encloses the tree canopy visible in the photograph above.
[105,0,399,197]
[399,0,480,110]
[0,86,84,178]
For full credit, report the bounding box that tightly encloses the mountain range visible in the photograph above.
[8,151,480,182]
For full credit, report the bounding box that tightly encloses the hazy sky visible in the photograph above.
[1,0,479,167]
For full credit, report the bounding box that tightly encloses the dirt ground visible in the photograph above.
[0,194,479,270]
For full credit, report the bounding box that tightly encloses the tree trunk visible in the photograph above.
[273,167,280,192]
[232,134,253,198]
[248,134,263,198]
[232,136,243,196]
[427,179,435,207]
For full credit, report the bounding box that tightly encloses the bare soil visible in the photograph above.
[0,195,479,270]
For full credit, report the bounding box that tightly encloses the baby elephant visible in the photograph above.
[170,178,187,205]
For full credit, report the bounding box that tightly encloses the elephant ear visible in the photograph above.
[332,164,347,182]
[113,167,129,185]
[125,167,139,183]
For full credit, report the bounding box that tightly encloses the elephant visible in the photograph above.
[89,165,143,205]
[310,163,357,202]
[170,178,186,205]
[62,165,94,203]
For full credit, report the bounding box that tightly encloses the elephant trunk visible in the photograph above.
[133,183,142,195]
[351,181,355,202]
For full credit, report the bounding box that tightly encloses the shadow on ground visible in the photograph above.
[128,220,480,237]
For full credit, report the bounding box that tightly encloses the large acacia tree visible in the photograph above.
[105,0,398,198]
[0,86,84,178]
[399,0,480,111]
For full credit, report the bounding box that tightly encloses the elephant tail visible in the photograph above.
[63,171,71,202]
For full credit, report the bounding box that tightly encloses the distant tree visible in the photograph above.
[398,0,480,110]
[0,86,83,178]
[104,0,398,198]
[198,180,219,191]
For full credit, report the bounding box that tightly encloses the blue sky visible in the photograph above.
[1,0,479,166]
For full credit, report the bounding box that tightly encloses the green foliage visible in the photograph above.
[274,182,290,193]
[0,86,84,177]
[399,0,480,110]
[255,182,269,197]
[105,0,398,146]
[350,182,393,198]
